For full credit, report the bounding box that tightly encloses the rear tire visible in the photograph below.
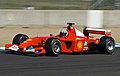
[12,34,29,45]
[45,38,61,56]
[98,36,115,54]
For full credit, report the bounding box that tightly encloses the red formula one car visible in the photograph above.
[5,23,115,56]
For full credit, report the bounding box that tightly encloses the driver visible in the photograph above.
[59,29,68,37]
[59,23,75,37]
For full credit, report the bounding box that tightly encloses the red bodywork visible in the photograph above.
[5,25,111,55]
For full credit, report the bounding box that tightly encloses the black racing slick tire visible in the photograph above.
[45,38,62,56]
[98,36,115,54]
[12,34,29,45]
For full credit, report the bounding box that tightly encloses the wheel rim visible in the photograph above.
[107,41,114,51]
[52,42,60,53]
[20,36,28,43]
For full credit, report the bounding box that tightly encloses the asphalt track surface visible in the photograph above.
[0,48,120,76]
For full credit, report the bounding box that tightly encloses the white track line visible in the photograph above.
[0,47,5,51]
[115,43,120,47]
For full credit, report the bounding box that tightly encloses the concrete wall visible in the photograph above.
[0,10,87,26]
[0,10,119,26]
[104,10,120,26]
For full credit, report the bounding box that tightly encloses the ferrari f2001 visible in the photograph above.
[5,23,115,56]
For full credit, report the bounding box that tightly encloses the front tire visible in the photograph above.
[45,38,61,56]
[98,36,115,54]
[12,34,29,45]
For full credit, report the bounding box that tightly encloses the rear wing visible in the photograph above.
[83,28,111,36]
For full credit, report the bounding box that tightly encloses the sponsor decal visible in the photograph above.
[9,45,19,51]
[83,47,89,51]
[84,41,88,46]
[77,41,83,49]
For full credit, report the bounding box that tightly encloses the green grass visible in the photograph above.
[0,0,116,10]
